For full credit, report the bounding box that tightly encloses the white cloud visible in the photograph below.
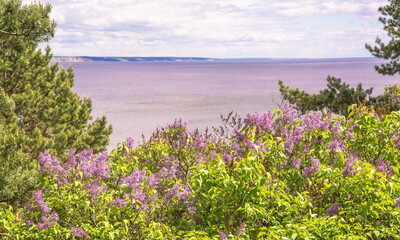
[23,0,389,58]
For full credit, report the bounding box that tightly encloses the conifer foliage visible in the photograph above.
[0,0,112,205]
[280,0,400,115]
[366,0,400,75]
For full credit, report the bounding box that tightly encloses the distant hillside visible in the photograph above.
[52,56,218,62]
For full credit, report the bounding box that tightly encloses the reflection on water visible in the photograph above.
[63,58,396,149]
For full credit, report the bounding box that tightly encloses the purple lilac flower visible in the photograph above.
[193,135,207,149]
[292,157,301,169]
[332,120,341,133]
[255,140,266,152]
[77,150,111,179]
[281,105,297,124]
[302,157,320,177]
[236,222,246,236]
[164,183,192,202]
[148,174,163,188]
[311,157,320,169]
[91,153,110,179]
[342,154,358,176]
[218,231,228,239]
[39,150,64,174]
[86,180,108,199]
[244,111,274,132]
[180,185,191,202]
[284,125,303,150]
[327,203,340,216]
[71,226,89,238]
[328,138,346,152]
[375,157,393,180]
[39,151,69,185]
[133,188,147,203]
[77,149,95,178]
[170,117,188,128]
[302,112,331,131]
[346,123,356,140]
[111,197,128,208]
[65,150,78,170]
[34,190,51,214]
[26,220,35,226]
[396,198,400,208]
[49,212,59,222]
[120,169,146,188]
[126,137,135,149]
[37,222,45,229]
[165,183,183,200]
[223,154,233,166]
[187,201,198,215]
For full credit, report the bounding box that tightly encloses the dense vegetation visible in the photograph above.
[279,77,400,116]
[1,104,400,239]
[1,0,400,239]
[0,0,112,206]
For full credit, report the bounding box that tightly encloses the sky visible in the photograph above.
[22,0,390,58]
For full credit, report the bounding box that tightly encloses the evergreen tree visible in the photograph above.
[0,0,112,205]
[280,0,400,116]
[278,77,374,116]
[366,0,400,75]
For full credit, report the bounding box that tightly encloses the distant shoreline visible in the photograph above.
[52,56,377,63]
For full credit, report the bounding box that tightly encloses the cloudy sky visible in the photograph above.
[23,0,389,58]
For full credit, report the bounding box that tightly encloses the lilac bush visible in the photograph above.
[1,105,400,239]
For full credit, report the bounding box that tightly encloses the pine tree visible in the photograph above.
[365,0,400,75]
[0,0,112,205]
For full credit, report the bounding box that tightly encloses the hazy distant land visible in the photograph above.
[52,56,219,62]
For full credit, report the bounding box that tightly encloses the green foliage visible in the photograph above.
[279,76,374,115]
[279,77,400,115]
[0,0,112,206]
[1,105,400,239]
[365,0,400,75]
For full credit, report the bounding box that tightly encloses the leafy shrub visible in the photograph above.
[1,103,400,239]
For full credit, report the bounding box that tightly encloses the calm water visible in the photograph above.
[64,58,397,149]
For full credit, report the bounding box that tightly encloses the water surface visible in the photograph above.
[64,58,397,149]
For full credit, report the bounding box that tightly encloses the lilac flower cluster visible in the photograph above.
[281,105,298,124]
[302,157,320,177]
[236,222,246,236]
[302,112,331,131]
[218,231,228,239]
[328,137,346,152]
[70,226,89,239]
[165,183,191,203]
[121,169,146,188]
[244,111,274,133]
[126,137,135,150]
[375,157,393,179]
[39,150,69,185]
[110,196,128,208]
[342,154,359,177]
[327,203,340,216]
[39,149,112,200]
[284,125,304,152]
[292,157,301,169]
[28,190,59,229]
[40,149,111,184]
[34,190,50,214]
